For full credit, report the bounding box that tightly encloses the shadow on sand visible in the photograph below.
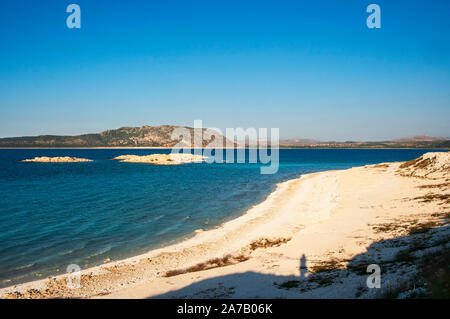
[149,224,449,299]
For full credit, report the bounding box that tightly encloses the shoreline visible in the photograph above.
[1,147,449,150]
[0,173,307,295]
[1,152,449,298]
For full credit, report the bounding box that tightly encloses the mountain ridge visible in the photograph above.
[0,127,449,148]
[0,125,229,148]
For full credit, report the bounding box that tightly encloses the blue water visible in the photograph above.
[0,148,444,287]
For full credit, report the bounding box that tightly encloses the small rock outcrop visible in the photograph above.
[21,156,93,163]
[112,153,206,165]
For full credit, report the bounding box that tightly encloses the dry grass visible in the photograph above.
[431,211,450,220]
[248,237,291,251]
[308,273,338,287]
[277,280,300,289]
[399,157,422,169]
[386,243,450,298]
[395,249,415,263]
[399,157,432,170]
[347,262,371,276]
[419,247,450,298]
[408,221,443,235]
[165,237,291,277]
[413,194,450,204]
[309,258,346,273]
[371,222,408,234]
[415,158,432,169]
[417,183,449,189]
[164,254,250,277]
[371,216,447,237]
[373,164,389,168]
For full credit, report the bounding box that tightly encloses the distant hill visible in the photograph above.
[392,135,450,143]
[1,128,449,149]
[0,126,230,148]
[279,138,319,146]
[279,135,450,149]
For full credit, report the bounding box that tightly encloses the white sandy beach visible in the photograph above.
[1,152,449,299]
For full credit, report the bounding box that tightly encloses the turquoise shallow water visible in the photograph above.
[0,148,443,287]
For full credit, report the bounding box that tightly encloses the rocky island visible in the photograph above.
[21,156,93,163]
[112,153,207,165]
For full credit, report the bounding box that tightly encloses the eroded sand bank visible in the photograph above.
[2,152,449,299]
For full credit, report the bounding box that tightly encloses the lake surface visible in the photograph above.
[0,148,443,287]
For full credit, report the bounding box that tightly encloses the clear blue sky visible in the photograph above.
[0,0,449,140]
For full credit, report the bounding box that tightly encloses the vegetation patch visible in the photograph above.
[248,237,291,251]
[164,254,249,277]
[394,249,416,263]
[347,262,372,276]
[382,245,450,298]
[431,211,450,221]
[309,258,346,273]
[413,158,432,169]
[417,183,449,189]
[419,247,450,298]
[308,273,338,287]
[371,222,409,234]
[408,221,443,235]
[355,285,368,298]
[413,194,450,204]
[399,157,423,169]
[276,280,300,289]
